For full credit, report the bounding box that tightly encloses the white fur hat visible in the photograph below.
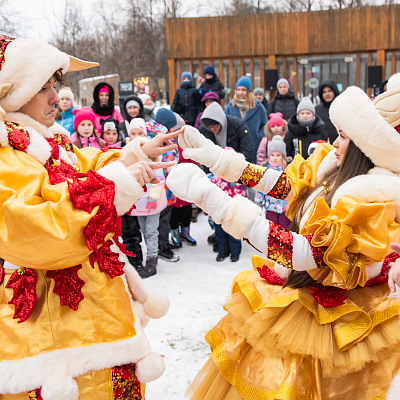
[373,73,400,128]
[0,36,98,112]
[329,85,400,174]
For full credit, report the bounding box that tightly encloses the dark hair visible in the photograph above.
[284,139,374,289]
[53,68,65,86]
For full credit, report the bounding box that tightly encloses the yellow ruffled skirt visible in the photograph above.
[187,256,400,400]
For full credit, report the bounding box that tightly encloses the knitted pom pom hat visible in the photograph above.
[0,35,98,113]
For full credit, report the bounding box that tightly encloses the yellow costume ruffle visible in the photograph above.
[187,256,400,400]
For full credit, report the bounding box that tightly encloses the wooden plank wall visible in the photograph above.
[166,5,400,60]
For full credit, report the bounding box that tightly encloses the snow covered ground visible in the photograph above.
[143,212,259,399]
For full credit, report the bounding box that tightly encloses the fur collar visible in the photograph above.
[1,112,77,166]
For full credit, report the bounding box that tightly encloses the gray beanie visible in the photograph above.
[268,136,286,157]
[253,87,264,96]
[277,78,289,89]
[297,97,315,115]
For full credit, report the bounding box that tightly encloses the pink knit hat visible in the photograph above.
[269,112,285,127]
[73,107,96,131]
[99,86,109,95]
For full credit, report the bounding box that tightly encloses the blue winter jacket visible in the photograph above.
[225,99,267,163]
[56,107,75,136]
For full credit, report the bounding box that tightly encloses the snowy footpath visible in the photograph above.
[144,212,260,399]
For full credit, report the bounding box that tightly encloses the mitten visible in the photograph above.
[179,125,248,182]
[167,164,262,239]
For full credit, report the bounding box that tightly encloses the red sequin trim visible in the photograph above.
[365,252,400,287]
[268,222,293,269]
[309,284,347,307]
[395,125,400,135]
[45,137,60,160]
[0,35,15,71]
[257,265,285,285]
[112,364,143,400]
[89,239,125,278]
[46,265,85,310]
[267,172,291,199]
[304,234,326,268]
[28,388,43,400]
[54,133,74,153]
[5,121,30,152]
[68,171,119,251]
[46,160,76,185]
[237,163,267,188]
[6,267,37,323]
[0,266,4,285]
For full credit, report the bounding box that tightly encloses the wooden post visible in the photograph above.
[356,53,361,88]
[230,59,234,99]
[189,60,193,75]
[293,56,298,98]
[269,55,276,99]
[167,59,176,104]
[392,51,396,76]
[250,58,255,90]
[377,49,385,81]
[261,57,265,91]
[240,58,244,77]
[178,60,183,77]
[368,53,373,97]
[283,56,287,79]
[219,59,225,107]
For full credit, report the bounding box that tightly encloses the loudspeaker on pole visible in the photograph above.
[367,65,383,88]
[264,69,278,91]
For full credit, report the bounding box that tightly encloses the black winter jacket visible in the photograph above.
[118,95,145,138]
[284,114,327,160]
[267,91,299,121]
[199,78,225,100]
[199,116,254,166]
[171,83,201,126]
[315,80,340,144]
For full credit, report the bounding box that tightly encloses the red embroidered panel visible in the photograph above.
[267,222,293,270]
[309,284,347,307]
[112,364,143,400]
[5,121,30,152]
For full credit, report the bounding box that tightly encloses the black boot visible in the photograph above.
[137,257,157,278]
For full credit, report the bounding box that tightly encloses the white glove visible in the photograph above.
[179,125,248,182]
[167,163,262,239]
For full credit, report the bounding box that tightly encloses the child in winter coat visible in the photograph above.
[100,117,125,148]
[256,112,288,165]
[71,108,105,149]
[209,147,247,262]
[284,97,328,160]
[260,137,291,229]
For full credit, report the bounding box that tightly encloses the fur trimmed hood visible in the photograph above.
[0,37,98,113]
[329,86,400,174]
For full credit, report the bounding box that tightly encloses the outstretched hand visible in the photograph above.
[141,129,183,158]
[388,243,400,293]
[128,161,175,186]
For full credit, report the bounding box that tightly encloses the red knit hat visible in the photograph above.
[269,112,285,127]
[73,107,96,131]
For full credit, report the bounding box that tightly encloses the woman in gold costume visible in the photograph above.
[167,76,400,400]
[0,36,177,400]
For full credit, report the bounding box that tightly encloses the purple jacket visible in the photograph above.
[194,91,221,130]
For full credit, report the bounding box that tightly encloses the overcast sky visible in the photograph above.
[12,0,212,40]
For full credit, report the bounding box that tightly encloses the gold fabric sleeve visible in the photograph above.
[301,195,400,289]
[0,147,121,270]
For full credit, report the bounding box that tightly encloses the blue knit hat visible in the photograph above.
[181,71,193,85]
[236,76,251,92]
[155,108,177,130]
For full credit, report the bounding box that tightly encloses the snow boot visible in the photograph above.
[158,246,180,262]
[137,257,158,279]
[170,228,182,248]
[181,226,197,246]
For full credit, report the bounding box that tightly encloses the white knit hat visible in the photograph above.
[58,87,74,103]
[0,36,98,112]
[329,85,400,174]
[129,117,146,135]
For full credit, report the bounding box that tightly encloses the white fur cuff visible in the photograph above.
[221,195,263,240]
[97,161,143,215]
[211,148,248,183]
